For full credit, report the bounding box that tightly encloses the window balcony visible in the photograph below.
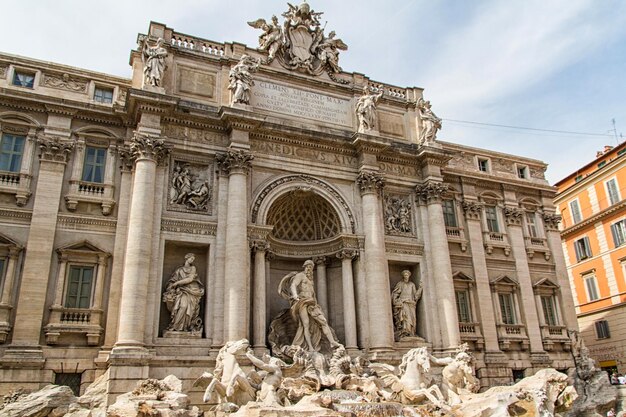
[458,322,485,350]
[497,323,529,351]
[0,170,31,206]
[483,231,511,256]
[44,306,103,346]
[65,180,115,215]
[445,226,468,252]
[524,236,551,260]
[540,325,571,351]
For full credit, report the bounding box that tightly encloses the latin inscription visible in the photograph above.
[252,141,357,167]
[251,81,352,127]
[379,162,419,177]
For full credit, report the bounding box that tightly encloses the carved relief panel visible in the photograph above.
[167,159,213,215]
[383,193,413,236]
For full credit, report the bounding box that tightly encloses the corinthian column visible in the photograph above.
[217,149,253,341]
[356,171,394,350]
[313,256,329,316]
[251,240,269,350]
[11,137,74,347]
[337,249,358,349]
[114,134,170,351]
[416,181,460,348]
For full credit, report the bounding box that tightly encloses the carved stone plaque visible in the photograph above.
[177,66,215,98]
[250,80,351,127]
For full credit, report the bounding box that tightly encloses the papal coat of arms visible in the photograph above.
[248,2,348,79]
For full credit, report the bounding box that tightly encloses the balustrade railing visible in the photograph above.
[170,34,225,56]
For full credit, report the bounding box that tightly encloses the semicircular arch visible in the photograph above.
[251,174,356,235]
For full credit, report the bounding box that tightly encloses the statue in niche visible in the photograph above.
[391,270,423,340]
[140,37,167,87]
[247,15,283,63]
[169,163,211,211]
[162,253,204,334]
[356,85,384,132]
[228,54,260,105]
[417,98,442,145]
[269,260,341,354]
[384,196,412,234]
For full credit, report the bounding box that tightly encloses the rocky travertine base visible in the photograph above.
[564,368,617,417]
[0,385,76,417]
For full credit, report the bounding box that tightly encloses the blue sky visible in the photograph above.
[2,0,625,184]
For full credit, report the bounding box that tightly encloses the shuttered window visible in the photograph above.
[569,200,582,224]
[595,320,610,339]
[611,220,626,248]
[442,199,458,228]
[573,237,592,262]
[485,206,499,233]
[584,274,600,302]
[541,296,558,326]
[65,266,94,309]
[498,293,517,324]
[455,290,472,323]
[526,212,538,238]
[606,178,620,206]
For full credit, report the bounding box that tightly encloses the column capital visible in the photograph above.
[336,249,358,260]
[130,133,171,165]
[8,246,22,259]
[542,213,562,232]
[37,136,74,163]
[356,170,385,195]
[503,206,524,226]
[249,239,270,253]
[415,180,448,204]
[313,256,328,266]
[462,200,483,220]
[216,149,254,175]
[117,145,135,172]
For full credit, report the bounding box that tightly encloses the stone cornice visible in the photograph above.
[356,170,385,195]
[560,199,626,237]
[351,134,392,154]
[37,136,74,163]
[415,180,448,204]
[442,168,556,195]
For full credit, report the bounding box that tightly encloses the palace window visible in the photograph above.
[606,178,620,206]
[65,265,94,309]
[442,199,458,228]
[478,158,490,173]
[485,205,500,233]
[517,165,528,179]
[595,320,610,339]
[498,293,517,325]
[0,133,25,173]
[573,237,592,262]
[569,199,582,224]
[540,295,559,326]
[611,219,626,248]
[584,273,600,302]
[12,71,35,88]
[525,212,538,238]
[455,289,472,323]
[93,87,113,104]
[81,147,106,183]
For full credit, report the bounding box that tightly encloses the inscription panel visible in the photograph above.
[251,80,352,127]
[177,66,216,98]
[252,140,357,168]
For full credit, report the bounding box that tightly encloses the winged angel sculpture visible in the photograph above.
[248,1,348,78]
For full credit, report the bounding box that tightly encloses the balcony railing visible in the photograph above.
[446,226,461,237]
[44,306,103,346]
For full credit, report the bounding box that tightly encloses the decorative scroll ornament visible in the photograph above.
[503,207,524,226]
[215,149,254,174]
[543,213,562,231]
[229,55,261,105]
[417,98,442,145]
[415,181,448,204]
[248,1,348,78]
[336,248,358,260]
[462,200,483,220]
[37,136,74,163]
[384,195,412,234]
[117,145,135,172]
[130,133,171,164]
[356,171,385,195]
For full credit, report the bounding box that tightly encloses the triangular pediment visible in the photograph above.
[533,277,559,289]
[57,240,106,254]
[490,274,518,286]
[453,271,474,282]
[0,232,22,249]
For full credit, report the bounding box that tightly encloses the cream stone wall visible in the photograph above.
[0,19,577,403]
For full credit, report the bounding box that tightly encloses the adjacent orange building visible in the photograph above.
[555,142,626,374]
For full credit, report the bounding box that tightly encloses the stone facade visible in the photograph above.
[0,9,576,405]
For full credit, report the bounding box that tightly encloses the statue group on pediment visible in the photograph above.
[169,162,211,211]
[248,2,348,76]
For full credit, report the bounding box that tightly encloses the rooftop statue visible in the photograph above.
[228,54,260,105]
[356,85,384,133]
[248,1,348,78]
[140,37,167,88]
[417,98,442,145]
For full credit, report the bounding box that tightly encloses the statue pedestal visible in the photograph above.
[163,330,201,339]
[142,84,166,95]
